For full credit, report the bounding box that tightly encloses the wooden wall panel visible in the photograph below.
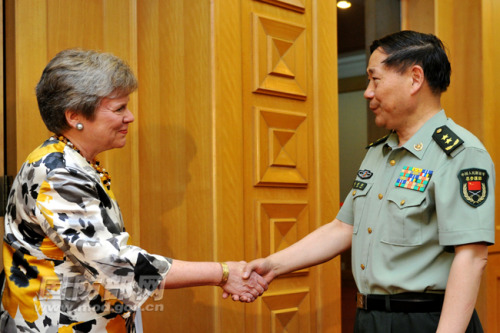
[136,1,223,331]
[211,0,248,330]
[435,0,483,137]
[401,0,435,33]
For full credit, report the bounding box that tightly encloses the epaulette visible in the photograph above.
[432,125,464,156]
[366,133,390,149]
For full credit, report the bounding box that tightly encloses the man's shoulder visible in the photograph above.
[366,132,391,149]
[432,118,488,157]
[445,119,487,149]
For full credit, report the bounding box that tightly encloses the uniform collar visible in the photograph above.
[385,110,447,159]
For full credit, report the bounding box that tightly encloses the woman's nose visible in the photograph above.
[124,108,135,123]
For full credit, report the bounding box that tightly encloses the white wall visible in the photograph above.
[338,90,367,201]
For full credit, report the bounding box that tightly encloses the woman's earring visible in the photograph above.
[76,123,84,131]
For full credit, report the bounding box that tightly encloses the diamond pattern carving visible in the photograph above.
[261,289,310,332]
[257,201,309,275]
[254,107,307,186]
[271,129,296,167]
[272,218,297,252]
[254,0,306,13]
[253,14,306,100]
[273,308,298,332]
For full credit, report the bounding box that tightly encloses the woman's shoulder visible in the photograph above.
[24,138,66,167]
[20,138,94,183]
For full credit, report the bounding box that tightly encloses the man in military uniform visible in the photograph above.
[241,30,494,332]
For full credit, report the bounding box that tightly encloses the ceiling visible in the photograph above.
[337,0,365,55]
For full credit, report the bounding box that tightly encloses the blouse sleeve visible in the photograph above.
[35,166,171,311]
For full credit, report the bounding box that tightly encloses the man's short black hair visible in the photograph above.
[370,30,451,94]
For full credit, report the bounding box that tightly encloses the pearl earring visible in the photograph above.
[76,123,84,131]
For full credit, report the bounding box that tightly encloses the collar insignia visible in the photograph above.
[458,168,488,207]
[395,166,433,192]
[357,169,373,179]
[414,142,423,151]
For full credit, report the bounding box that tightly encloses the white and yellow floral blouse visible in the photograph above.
[0,137,171,332]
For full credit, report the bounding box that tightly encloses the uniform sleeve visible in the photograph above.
[34,167,171,310]
[337,190,355,225]
[434,147,495,246]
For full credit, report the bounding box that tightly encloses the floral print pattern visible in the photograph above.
[0,137,171,332]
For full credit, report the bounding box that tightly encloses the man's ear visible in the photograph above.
[65,110,81,129]
[409,65,425,95]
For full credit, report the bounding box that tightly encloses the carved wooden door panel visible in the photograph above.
[241,1,341,332]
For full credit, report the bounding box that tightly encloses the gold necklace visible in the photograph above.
[53,135,112,190]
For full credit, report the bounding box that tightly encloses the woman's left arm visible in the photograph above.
[437,243,488,333]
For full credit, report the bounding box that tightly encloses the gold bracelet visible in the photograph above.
[219,262,229,286]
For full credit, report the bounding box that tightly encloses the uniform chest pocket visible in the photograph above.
[381,189,427,246]
[351,182,373,235]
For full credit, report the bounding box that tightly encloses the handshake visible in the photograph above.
[218,258,274,303]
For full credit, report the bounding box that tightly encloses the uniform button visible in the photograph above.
[368,227,372,234]
[390,160,396,166]
[378,193,383,200]
[400,200,405,206]
[360,264,365,270]
[352,190,357,196]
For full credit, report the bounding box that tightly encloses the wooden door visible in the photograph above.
[239,1,340,332]
[5,0,341,331]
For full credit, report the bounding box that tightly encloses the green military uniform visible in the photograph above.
[337,110,494,331]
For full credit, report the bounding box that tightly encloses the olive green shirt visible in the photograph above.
[337,110,495,295]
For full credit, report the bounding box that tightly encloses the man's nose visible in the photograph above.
[364,83,374,100]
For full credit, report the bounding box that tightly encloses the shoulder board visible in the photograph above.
[366,133,390,149]
[432,125,464,156]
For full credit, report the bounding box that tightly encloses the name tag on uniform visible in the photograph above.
[353,180,367,190]
[395,166,433,192]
